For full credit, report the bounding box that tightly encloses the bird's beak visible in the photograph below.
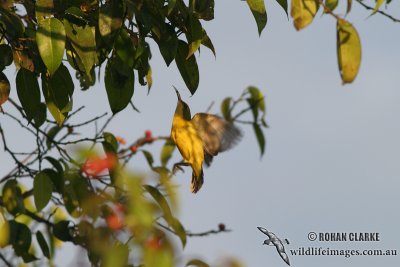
[173,86,181,100]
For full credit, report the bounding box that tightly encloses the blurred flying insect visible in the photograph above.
[170,88,242,193]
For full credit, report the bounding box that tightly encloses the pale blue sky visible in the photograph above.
[1,1,400,266]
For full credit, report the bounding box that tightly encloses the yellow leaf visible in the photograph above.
[291,0,319,31]
[0,208,10,248]
[337,20,361,84]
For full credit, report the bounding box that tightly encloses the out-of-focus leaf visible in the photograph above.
[220,97,232,121]
[46,126,61,148]
[246,0,267,35]
[253,123,265,156]
[2,180,25,215]
[53,220,73,242]
[0,72,10,111]
[34,171,54,211]
[337,19,361,84]
[186,259,210,267]
[175,40,199,95]
[0,9,24,39]
[105,56,135,114]
[115,28,136,68]
[275,0,288,17]
[36,18,66,75]
[64,20,98,75]
[247,86,266,119]
[36,231,50,259]
[291,0,319,31]
[145,185,173,221]
[16,68,41,122]
[102,244,129,267]
[160,139,176,167]
[142,150,154,168]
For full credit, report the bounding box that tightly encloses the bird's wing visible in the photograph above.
[191,113,242,157]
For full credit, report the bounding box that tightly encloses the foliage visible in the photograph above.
[0,0,398,266]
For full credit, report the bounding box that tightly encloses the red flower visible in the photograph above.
[82,153,117,177]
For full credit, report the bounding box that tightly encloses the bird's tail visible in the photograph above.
[190,168,204,193]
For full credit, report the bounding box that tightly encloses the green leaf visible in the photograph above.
[186,259,210,267]
[42,168,63,193]
[2,180,25,215]
[99,0,124,38]
[201,29,216,58]
[145,185,173,222]
[53,220,72,242]
[168,0,177,15]
[33,102,47,128]
[44,156,64,174]
[253,123,265,156]
[0,72,10,111]
[186,15,203,59]
[9,221,32,255]
[36,231,50,259]
[0,44,13,70]
[158,24,178,66]
[35,0,54,22]
[324,0,338,13]
[115,28,136,68]
[0,9,24,39]
[220,97,232,121]
[175,40,199,95]
[16,68,41,122]
[337,19,361,84]
[246,0,267,35]
[160,139,176,167]
[248,86,266,113]
[105,56,135,114]
[142,150,154,168]
[275,0,288,17]
[36,18,66,75]
[46,126,61,148]
[34,171,54,211]
[171,217,186,248]
[42,64,74,125]
[291,0,319,31]
[103,132,119,153]
[64,20,97,75]
[193,0,214,20]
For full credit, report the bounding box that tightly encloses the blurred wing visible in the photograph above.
[191,113,242,164]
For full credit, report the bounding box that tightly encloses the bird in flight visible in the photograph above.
[170,88,242,193]
[257,226,291,266]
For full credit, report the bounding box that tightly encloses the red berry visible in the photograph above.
[218,223,226,231]
[146,237,162,250]
[130,145,138,153]
[144,130,153,142]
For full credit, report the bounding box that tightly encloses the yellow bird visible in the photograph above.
[170,89,242,193]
